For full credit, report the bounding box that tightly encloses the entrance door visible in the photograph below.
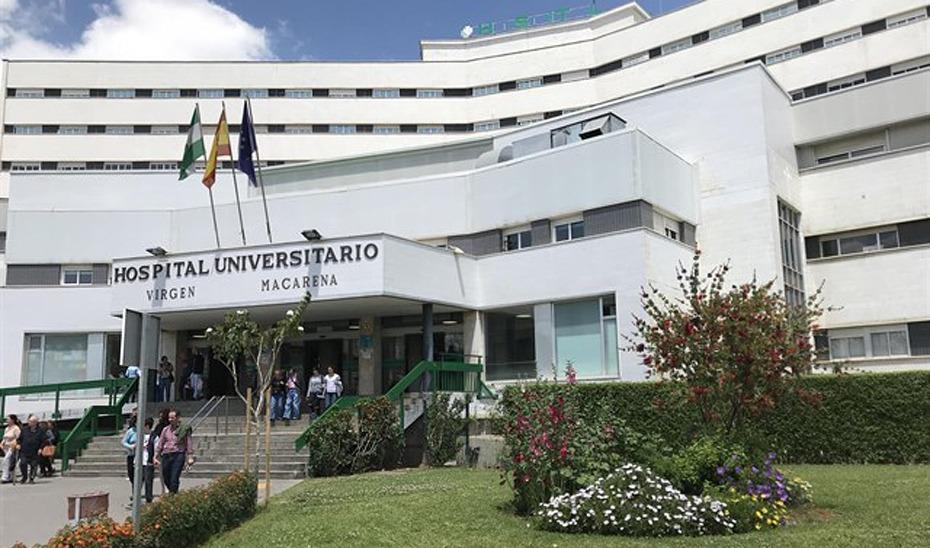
[304,339,356,395]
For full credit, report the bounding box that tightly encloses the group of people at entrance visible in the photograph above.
[2,414,59,484]
[270,367,342,425]
[121,407,194,504]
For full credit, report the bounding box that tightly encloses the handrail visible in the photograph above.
[0,378,136,419]
[295,359,491,452]
[189,396,227,433]
[58,377,138,473]
[188,395,219,426]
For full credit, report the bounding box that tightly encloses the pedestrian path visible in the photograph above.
[0,474,300,547]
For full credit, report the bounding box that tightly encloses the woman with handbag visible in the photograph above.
[39,421,57,477]
[1,415,21,484]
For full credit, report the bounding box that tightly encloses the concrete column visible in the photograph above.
[357,316,381,396]
[422,303,434,361]
[533,303,555,379]
[462,310,486,366]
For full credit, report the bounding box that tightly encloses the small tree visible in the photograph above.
[206,293,311,433]
[629,253,824,435]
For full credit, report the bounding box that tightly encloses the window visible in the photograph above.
[762,3,798,22]
[58,162,86,171]
[106,89,135,98]
[829,336,866,359]
[24,334,92,386]
[105,125,133,135]
[554,219,584,242]
[622,52,649,67]
[284,125,313,134]
[103,162,132,171]
[14,88,44,98]
[891,57,930,76]
[517,114,544,126]
[284,89,313,98]
[504,230,532,251]
[827,74,866,92]
[475,120,501,132]
[472,84,499,97]
[151,89,180,99]
[242,89,269,98]
[373,88,400,98]
[766,46,802,64]
[870,331,910,356]
[59,125,88,135]
[485,311,537,381]
[709,20,742,39]
[417,125,444,134]
[373,125,400,134]
[14,125,41,135]
[11,162,40,171]
[416,89,442,98]
[150,162,177,170]
[816,144,886,165]
[0,231,5,253]
[62,267,94,285]
[151,125,179,135]
[820,228,899,257]
[661,38,692,55]
[554,295,618,378]
[778,200,805,307]
[516,78,542,90]
[198,89,224,98]
[824,29,862,48]
[330,125,356,134]
[888,9,927,29]
[329,89,356,98]
[62,89,91,98]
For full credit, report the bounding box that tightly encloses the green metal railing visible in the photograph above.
[294,355,496,451]
[0,377,137,420]
[58,378,138,472]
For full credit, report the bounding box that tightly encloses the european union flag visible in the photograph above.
[237,101,258,186]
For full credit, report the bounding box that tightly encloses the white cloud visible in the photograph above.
[0,0,274,60]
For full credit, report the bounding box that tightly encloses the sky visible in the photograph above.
[0,0,695,61]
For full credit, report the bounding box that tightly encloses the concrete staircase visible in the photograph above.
[66,398,311,479]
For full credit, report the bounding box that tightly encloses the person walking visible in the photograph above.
[17,415,46,484]
[269,369,286,427]
[1,415,21,484]
[122,416,138,503]
[154,409,194,494]
[283,368,301,425]
[322,366,343,411]
[149,408,170,496]
[38,421,57,477]
[306,369,323,420]
[190,351,205,400]
[157,356,174,403]
[141,417,155,503]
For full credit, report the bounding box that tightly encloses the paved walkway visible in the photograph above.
[0,474,302,547]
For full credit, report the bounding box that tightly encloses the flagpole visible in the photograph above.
[207,186,221,248]
[247,97,274,244]
[223,101,247,246]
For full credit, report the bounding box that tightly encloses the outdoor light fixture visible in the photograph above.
[442,319,458,325]
[145,246,168,257]
[447,244,465,255]
[348,323,360,330]
[515,314,532,319]
[301,229,323,241]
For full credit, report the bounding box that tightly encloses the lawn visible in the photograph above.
[208,465,930,548]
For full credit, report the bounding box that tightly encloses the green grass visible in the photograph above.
[208,465,930,548]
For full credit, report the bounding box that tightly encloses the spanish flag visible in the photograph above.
[203,109,231,188]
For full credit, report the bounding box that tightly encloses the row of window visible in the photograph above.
[790,53,930,101]
[5,0,844,106]
[797,116,930,169]
[4,114,553,138]
[5,160,287,172]
[806,219,930,260]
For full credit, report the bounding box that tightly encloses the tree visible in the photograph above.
[629,253,825,435]
[206,293,311,434]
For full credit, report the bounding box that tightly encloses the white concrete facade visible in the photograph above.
[1,0,929,415]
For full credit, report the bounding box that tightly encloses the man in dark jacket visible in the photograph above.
[17,415,46,484]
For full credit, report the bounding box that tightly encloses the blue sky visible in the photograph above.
[42,0,695,61]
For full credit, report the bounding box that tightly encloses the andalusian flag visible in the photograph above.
[203,109,231,188]
[178,105,205,180]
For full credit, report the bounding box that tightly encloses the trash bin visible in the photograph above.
[67,491,109,524]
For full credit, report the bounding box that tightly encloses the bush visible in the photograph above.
[537,463,735,536]
[715,451,812,508]
[652,437,747,496]
[501,371,930,464]
[136,470,257,547]
[47,516,135,548]
[425,393,468,466]
[706,487,790,533]
[305,397,403,477]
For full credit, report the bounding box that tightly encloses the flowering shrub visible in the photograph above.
[425,392,469,466]
[306,397,403,477]
[715,451,812,507]
[537,464,735,536]
[652,436,747,496]
[710,488,790,533]
[47,516,135,548]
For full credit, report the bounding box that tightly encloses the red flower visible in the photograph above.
[514,453,525,463]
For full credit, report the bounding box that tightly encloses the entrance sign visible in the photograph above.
[111,237,385,314]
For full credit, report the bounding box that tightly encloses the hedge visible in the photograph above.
[502,371,930,464]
